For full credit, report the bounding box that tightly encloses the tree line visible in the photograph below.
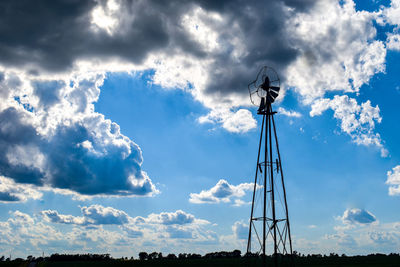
[0,251,399,264]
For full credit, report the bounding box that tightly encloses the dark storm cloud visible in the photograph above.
[203,0,302,95]
[0,0,316,90]
[0,0,170,70]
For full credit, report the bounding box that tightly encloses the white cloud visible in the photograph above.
[386,34,400,50]
[34,205,219,255]
[310,95,387,157]
[386,165,400,196]
[91,0,121,35]
[189,179,254,205]
[147,210,198,225]
[233,199,251,207]
[340,208,377,225]
[0,211,65,252]
[41,210,86,225]
[81,205,130,225]
[42,204,132,226]
[198,108,257,133]
[32,204,222,256]
[377,0,400,26]
[42,205,209,229]
[282,0,390,156]
[277,107,302,118]
[286,0,386,103]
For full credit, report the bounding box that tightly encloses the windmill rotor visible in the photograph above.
[248,66,280,113]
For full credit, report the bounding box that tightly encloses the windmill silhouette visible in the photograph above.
[247,66,293,266]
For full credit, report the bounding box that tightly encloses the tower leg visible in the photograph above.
[271,109,294,266]
[247,114,265,254]
[263,111,267,263]
[267,106,277,267]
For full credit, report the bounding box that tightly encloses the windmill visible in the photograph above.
[247,66,293,266]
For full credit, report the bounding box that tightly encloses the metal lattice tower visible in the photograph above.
[246,67,293,266]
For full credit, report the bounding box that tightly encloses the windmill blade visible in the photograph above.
[267,94,275,104]
[270,86,280,91]
[269,90,279,99]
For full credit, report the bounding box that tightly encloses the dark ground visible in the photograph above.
[1,254,399,267]
[0,254,400,267]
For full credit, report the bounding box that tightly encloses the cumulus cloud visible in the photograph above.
[148,210,196,225]
[386,34,400,50]
[340,208,377,225]
[81,205,130,225]
[287,0,386,101]
[377,1,400,52]
[0,210,134,257]
[42,205,208,228]
[41,210,86,225]
[0,70,158,197]
[143,210,213,240]
[284,0,389,155]
[198,108,257,133]
[310,95,387,156]
[39,205,215,247]
[376,0,400,26]
[189,179,253,205]
[386,165,400,196]
[42,204,130,226]
[0,210,65,251]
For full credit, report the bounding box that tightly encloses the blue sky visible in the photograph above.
[0,0,400,259]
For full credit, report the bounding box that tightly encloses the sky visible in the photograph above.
[0,0,400,259]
